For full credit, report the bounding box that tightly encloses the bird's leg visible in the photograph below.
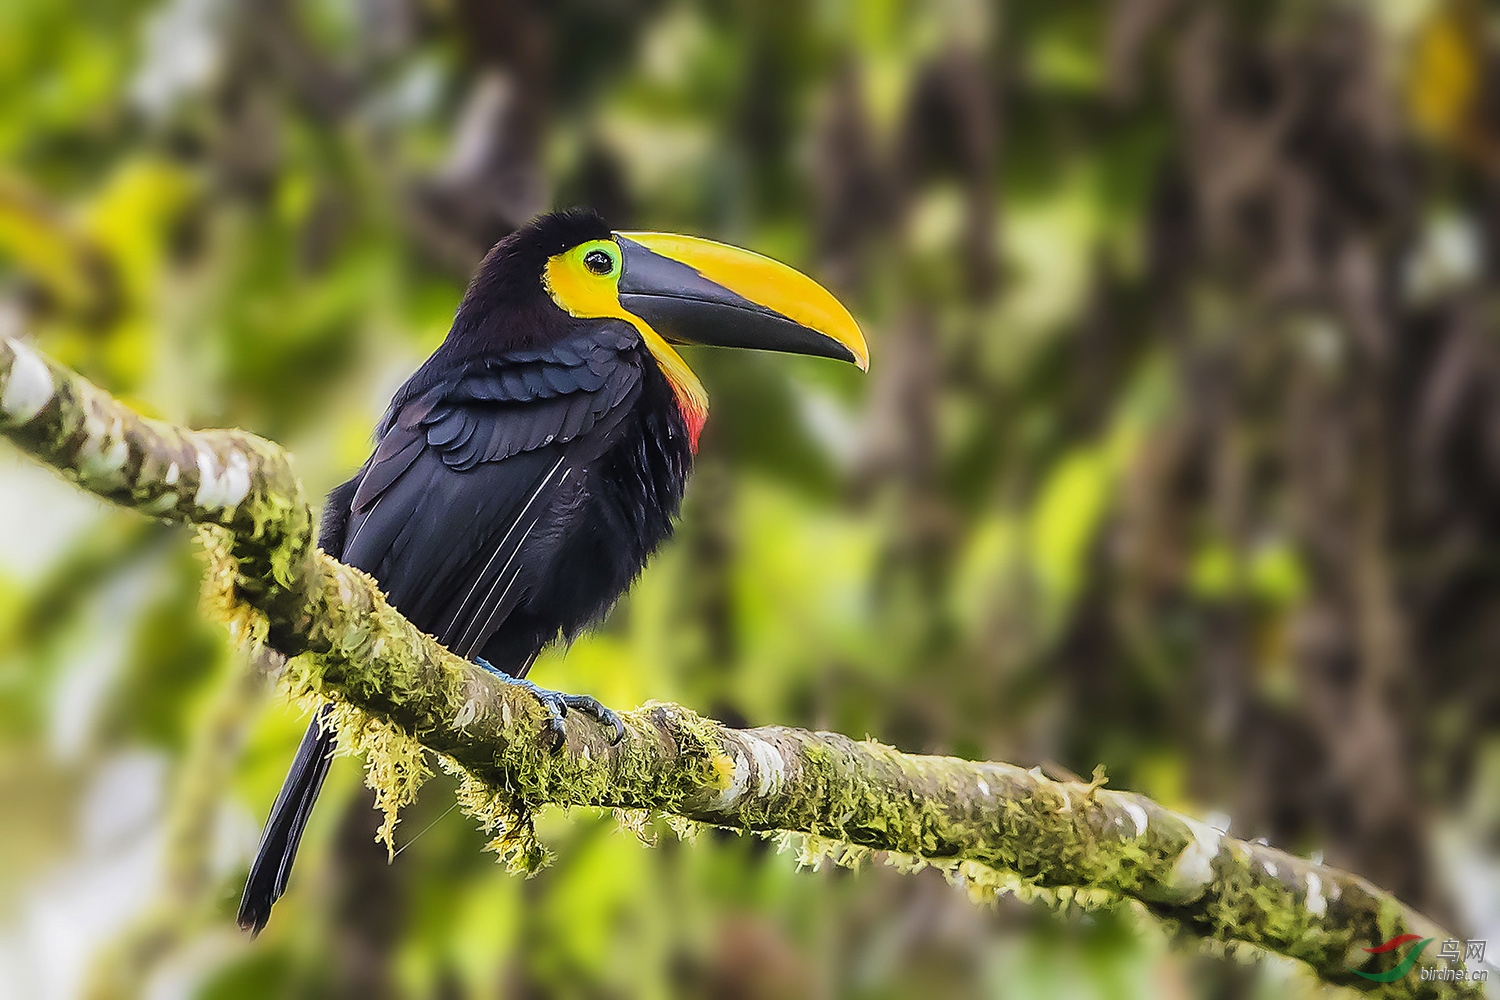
[473,659,626,751]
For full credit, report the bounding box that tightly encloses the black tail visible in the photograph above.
[237,705,337,935]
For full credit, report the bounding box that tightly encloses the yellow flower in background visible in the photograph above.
[1406,0,1500,170]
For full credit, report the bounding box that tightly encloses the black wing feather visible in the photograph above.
[339,329,643,662]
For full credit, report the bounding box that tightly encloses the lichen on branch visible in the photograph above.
[0,337,1481,1000]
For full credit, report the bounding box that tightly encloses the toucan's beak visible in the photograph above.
[614,232,868,371]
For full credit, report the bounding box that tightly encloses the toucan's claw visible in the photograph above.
[474,660,624,751]
[557,693,627,746]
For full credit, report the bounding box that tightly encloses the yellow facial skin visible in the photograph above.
[543,239,710,445]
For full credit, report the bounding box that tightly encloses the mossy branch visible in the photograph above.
[0,337,1483,1000]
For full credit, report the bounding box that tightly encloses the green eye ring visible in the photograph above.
[582,244,617,276]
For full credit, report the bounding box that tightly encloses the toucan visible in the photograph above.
[238,209,868,933]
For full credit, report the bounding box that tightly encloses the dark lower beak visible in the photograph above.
[614,233,868,370]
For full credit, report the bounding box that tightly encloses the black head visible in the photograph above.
[448,209,613,350]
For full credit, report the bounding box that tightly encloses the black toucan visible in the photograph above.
[237,209,868,934]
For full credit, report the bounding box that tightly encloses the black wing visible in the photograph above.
[316,475,358,558]
[336,327,642,665]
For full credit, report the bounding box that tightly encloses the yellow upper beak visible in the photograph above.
[614,231,868,371]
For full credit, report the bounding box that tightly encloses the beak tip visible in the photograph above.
[846,327,869,371]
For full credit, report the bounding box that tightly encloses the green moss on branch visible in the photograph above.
[0,337,1481,1000]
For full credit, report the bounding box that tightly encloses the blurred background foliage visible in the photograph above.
[2,0,1500,997]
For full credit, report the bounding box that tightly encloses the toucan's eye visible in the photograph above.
[583,249,614,276]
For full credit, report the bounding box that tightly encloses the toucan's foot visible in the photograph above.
[474,660,626,751]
